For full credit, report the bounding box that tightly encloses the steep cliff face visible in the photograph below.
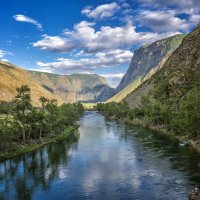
[116,34,185,93]
[30,72,114,103]
[125,24,200,108]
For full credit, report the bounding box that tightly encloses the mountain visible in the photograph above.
[113,34,185,100]
[124,24,200,109]
[107,76,142,103]
[0,61,62,105]
[0,61,114,104]
[30,71,114,103]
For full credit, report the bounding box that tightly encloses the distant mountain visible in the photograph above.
[124,24,200,109]
[0,61,114,105]
[111,34,185,102]
[30,71,114,103]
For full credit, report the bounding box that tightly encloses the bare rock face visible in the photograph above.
[116,34,184,93]
[125,24,200,109]
[188,188,200,200]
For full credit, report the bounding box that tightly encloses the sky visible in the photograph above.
[0,0,199,87]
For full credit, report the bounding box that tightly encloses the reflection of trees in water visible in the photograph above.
[105,120,200,186]
[105,121,126,139]
[0,134,79,200]
[123,125,200,184]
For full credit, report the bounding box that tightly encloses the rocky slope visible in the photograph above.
[107,76,142,103]
[125,24,200,108]
[0,61,62,105]
[30,71,114,103]
[0,61,114,105]
[115,34,185,95]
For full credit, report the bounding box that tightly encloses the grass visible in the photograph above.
[0,126,77,161]
[83,103,96,110]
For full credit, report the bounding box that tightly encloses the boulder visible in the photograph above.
[188,188,200,200]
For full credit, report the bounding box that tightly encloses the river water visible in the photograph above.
[0,111,200,200]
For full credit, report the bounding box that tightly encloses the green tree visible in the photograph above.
[180,88,200,137]
[13,85,32,144]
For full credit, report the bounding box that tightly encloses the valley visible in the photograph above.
[0,1,200,198]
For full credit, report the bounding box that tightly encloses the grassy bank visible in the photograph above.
[83,103,96,110]
[95,101,200,154]
[0,126,77,161]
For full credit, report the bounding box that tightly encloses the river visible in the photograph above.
[0,111,200,200]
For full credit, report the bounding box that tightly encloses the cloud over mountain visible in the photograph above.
[36,49,133,74]
[33,20,178,54]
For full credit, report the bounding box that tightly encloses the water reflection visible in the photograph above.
[0,134,79,200]
[125,125,200,183]
[0,111,200,200]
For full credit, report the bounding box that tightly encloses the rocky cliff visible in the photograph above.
[125,24,200,108]
[116,34,185,94]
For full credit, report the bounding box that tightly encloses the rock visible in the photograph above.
[179,141,189,147]
[188,188,200,200]
[116,34,184,93]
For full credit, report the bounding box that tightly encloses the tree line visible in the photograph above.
[0,85,84,152]
[95,86,200,138]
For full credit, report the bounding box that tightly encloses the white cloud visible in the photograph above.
[1,59,9,62]
[100,73,124,79]
[33,20,177,54]
[33,34,77,52]
[122,3,131,8]
[81,2,120,20]
[101,73,125,87]
[139,0,200,10]
[13,14,43,30]
[189,14,200,24]
[36,49,133,74]
[0,50,5,58]
[137,10,190,32]
[0,50,12,61]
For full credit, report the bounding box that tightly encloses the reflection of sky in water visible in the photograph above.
[0,111,199,200]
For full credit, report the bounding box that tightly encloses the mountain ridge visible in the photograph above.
[0,61,114,104]
[124,24,200,109]
[109,34,185,102]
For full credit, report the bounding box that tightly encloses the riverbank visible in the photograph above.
[124,118,200,154]
[102,112,200,154]
[0,126,77,161]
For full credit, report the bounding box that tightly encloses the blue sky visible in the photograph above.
[0,0,199,87]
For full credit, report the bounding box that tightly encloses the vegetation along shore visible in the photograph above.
[0,85,84,161]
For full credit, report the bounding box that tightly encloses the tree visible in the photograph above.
[37,97,49,141]
[45,99,59,135]
[0,117,19,151]
[180,88,200,137]
[13,85,32,144]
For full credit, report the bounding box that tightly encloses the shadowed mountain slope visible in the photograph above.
[125,24,200,108]
[108,34,185,103]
